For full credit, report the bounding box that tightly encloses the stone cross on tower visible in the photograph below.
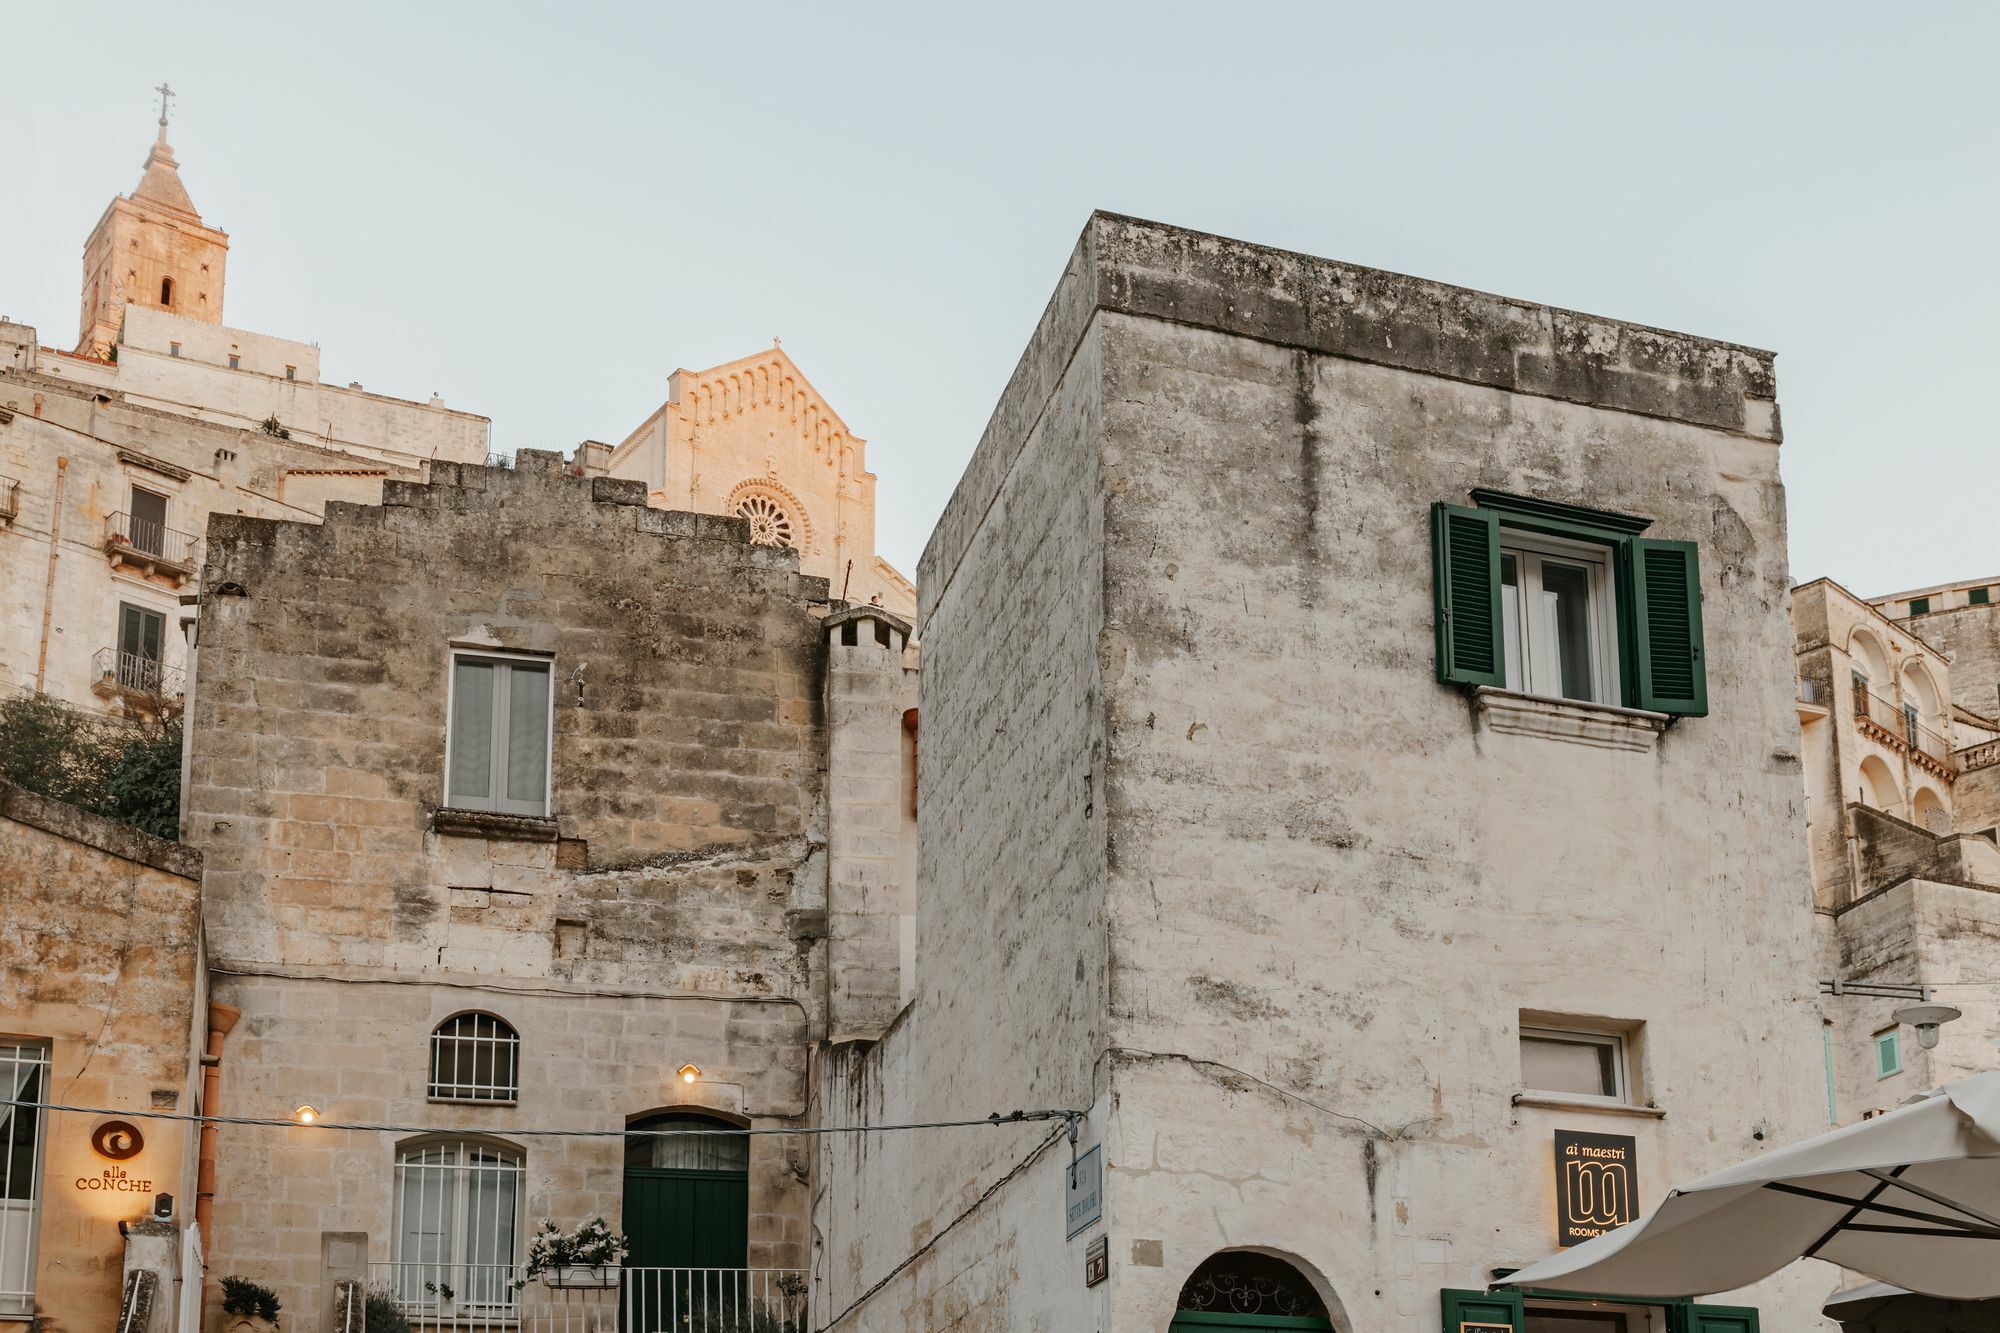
[154,82,174,139]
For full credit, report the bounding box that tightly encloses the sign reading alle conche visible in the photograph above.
[1553,1129,1637,1247]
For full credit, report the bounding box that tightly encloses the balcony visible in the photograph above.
[1854,688,1957,782]
[0,475,17,524]
[89,647,185,716]
[359,1263,807,1333]
[1960,739,2000,774]
[102,511,199,583]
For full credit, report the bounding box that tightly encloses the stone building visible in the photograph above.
[0,103,489,714]
[812,214,1835,1332]
[182,455,914,1329]
[1791,578,2000,1130]
[0,780,205,1333]
[594,345,917,618]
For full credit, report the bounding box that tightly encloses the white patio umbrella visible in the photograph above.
[1499,1071,2000,1301]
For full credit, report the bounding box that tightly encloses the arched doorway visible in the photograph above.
[623,1111,750,1329]
[1172,1250,1336,1331]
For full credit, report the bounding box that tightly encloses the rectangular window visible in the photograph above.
[118,603,167,693]
[1970,587,1991,606]
[1874,1028,1901,1079]
[393,1142,521,1313]
[1908,597,1930,615]
[284,365,296,381]
[1521,1025,1629,1104]
[1498,534,1619,704]
[168,341,181,358]
[445,653,553,816]
[227,354,240,370]
[0,1042,50,1318]
[129,486,169,557]
[1431,495,1706,716]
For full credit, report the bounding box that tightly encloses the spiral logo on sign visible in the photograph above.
[91,1120,144,1160]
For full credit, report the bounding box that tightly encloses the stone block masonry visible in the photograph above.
[184,450,875,1327]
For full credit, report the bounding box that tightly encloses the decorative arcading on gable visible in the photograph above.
[678,353,861,473]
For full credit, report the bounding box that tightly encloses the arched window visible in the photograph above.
[429,1013,519,1103]
[1858,755,1902,815]
[393,1139,522,1314]
[159,276,174,307]
[1913,787,1951,834]
[625,1110,749,1171]
[1175,1251,1334,1328]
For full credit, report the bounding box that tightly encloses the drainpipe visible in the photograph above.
[196,1003,241,1307]
[33,456,67,692]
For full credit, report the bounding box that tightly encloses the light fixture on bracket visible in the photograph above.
[1892,1003,1963,1051]
[677,1064,701,1085]
[293,1105,321,1125]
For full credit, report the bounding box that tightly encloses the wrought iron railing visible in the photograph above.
[1798,676,1821,705]
[1854,688,1956,772]
[362,1264,807,1333]
[102,511,198,569]
[0,476,17,523]
[90,647,184,701]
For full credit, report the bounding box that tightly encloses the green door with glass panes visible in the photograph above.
[622,1111,751,1333]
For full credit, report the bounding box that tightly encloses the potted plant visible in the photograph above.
[517,1216,627,1289]
[219,1275,282,1331]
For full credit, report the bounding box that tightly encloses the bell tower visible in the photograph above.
[77,85,229,356]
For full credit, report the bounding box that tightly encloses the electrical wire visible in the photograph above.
[0,1097,1080,1139]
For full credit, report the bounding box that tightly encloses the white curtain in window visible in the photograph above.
[0,1045,48,1318]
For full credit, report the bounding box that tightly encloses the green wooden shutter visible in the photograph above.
[1625,538,1707,716]
[1440,1288,1522,1333]
[1670,1304,1758,1333]
[1431,503,1505,688]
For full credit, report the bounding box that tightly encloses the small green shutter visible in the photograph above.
[1431,503,1505,688]
[1672,1304,1759,1333]
[1440,1288,1522,1333]
[1625,538,1707,716]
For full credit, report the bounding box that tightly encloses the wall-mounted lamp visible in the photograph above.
[293,1105,321,1125]
[676,1064,701,1085]
[1892,1003,1963,1051]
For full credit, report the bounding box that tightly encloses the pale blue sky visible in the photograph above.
[3,2,1993,593]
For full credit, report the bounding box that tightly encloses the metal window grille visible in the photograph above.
[0,1042,50,1318]
[392,1141,522,1314]
[429,1014,520,1103]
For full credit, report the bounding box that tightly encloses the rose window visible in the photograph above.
[733,494,796,548]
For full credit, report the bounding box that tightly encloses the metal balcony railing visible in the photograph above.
[1854,688,1956,773]
[90,647,184,701]
[102,511,199,571]
[362,1263,808,1333]
[0,476,17,523]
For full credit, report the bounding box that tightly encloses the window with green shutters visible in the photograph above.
[1908,596,1931,615]
[1969,587,1991,606]
[1430,493,1707,717]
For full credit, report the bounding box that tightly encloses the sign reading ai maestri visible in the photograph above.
[1553,1129,1636,1246]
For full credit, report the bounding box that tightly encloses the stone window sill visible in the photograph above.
[1472,687,1668,754]
[432,807,559,842]
[1512,1093,1667,1120]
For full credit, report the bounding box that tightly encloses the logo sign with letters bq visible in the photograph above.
[1064,1144,1102,1239]
[1553,1129,1637,1246]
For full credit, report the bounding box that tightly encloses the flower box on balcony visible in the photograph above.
[541,1263,620,1289]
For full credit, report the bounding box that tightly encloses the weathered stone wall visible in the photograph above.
[817,213,1831,1331]
[822,608,918,1042]
[187,455,834,1323]
[0,781,202,1333]
[1827,878,2000,1115]
[1903,601,2000,720]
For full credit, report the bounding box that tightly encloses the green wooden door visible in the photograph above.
[1170,1312,1336,1332]
[622,1167,748,1331]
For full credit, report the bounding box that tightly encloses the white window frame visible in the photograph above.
[428,1013,521,1104]
[1521,1024,1632,1106]
[0,1041,51,1319]
[1499,529,1622,705]
[443,649,555,817]
[391,1140,523,1316]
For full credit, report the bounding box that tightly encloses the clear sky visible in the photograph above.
[3,2,1993,594]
